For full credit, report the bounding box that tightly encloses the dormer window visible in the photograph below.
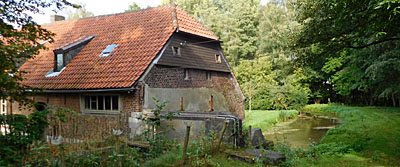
[215,54,221,63]
[51,35,96,74]
[100,44,118,57]
[55,53,64,72]
[172,46,181,56]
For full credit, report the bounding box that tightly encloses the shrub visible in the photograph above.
[0,108,49,165]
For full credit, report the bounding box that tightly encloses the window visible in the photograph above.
[100,44,118,57]
[83,95,119,113]
[56,53,64,72]
[215,54,221,63]
[206,71,211,80]
[172,46,181,56]
[1,98,6,115]
[184,69,189,80]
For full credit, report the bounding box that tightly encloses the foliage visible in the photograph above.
[66,3,94,20]
[0,0,76,106]
[125,2,141,12]
[292,0,400,106]
[0,107,49,165]
[137,97,180,158]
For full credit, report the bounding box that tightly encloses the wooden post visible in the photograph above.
[209,95,214,112]
[248,125,252,148]
[180,97,184,111]
[183,125,191,165]
[217,121,229,152]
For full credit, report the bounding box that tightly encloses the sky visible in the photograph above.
[33,0,164,24]
[33,0,269,25]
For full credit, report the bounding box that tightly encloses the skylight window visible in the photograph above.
[100,44,118,57]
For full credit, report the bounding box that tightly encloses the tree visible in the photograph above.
[126,2,141,12]
[0,0,76,106]
[66,3,94,20]
[293,0,400,106]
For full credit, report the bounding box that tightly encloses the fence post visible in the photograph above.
[209,95,214,112]
[180,97,184,111]
[248,125,252,148]
[217,121,229,152]
[183,125,191,165]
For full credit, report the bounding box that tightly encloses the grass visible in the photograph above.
[243,110,298,131]
[301,104,400,166]
[142,146,264,167]
[243,105,400,166]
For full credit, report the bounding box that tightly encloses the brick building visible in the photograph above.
[6,4,245,140]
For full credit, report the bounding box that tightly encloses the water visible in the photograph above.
[263,116,339,149]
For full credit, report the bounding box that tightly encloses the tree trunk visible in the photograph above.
[249,96,252,113]
[392,94,396,107]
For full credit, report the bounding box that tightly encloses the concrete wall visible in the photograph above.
[143,65,245,119]
[143,87,228,112]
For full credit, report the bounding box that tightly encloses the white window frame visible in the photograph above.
[206,71,211,80]
[172,46,181,56]
[80,94,121,114]
[1,99,7,115]
[184,69,189,80]
[215,54,221,63]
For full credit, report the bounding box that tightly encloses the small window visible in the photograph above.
[184,69,189,80]
[172,46,181,56]
[100,44,118,57]
[206,71,211,80]
[56,53,64,71]
[215,54,221,63]
[83,95,119,113]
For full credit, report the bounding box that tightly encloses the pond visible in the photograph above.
[263,115,340,149]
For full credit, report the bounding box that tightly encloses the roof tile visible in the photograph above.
[20,5,218,90]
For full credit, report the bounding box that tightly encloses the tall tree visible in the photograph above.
[0,0,76,105]
[126,2,141,12]
[66,3,94,20]
[293,0,400,106]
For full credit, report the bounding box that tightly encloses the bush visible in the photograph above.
[0,108,49,165]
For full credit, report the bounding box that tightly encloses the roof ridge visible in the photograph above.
[42,5,171,26]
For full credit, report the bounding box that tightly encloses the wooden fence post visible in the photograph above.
[209,95,214,112]
[217,121,229,152]
[180,97,184,111]
[183,125,191,165]
[248,125,252,148]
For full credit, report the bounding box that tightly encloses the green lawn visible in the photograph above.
[243,110,298,131]
[301,104,400,166]
[243,105,400,166]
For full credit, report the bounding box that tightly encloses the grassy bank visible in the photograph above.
[243,110,298,131]
[296,104,400,166]
[242,105,400,166]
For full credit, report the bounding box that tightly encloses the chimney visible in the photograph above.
[50,15,65,23]
[170,3,179,29]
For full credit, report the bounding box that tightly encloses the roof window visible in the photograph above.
[100,44,118,57]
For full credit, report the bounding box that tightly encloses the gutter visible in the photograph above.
[32,87,138,93]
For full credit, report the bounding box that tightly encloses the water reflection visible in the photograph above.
[263,116,339,149]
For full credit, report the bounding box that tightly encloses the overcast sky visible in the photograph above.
[33,0,268,25]
[33,0,163,24]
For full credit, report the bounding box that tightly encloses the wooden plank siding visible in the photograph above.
[157,32,230,72]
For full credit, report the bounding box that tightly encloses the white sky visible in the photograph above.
[33,0,269,25]
[33,0,164,24]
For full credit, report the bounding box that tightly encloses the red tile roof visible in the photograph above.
[20,5,218,90]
